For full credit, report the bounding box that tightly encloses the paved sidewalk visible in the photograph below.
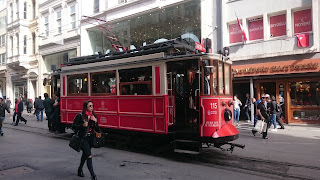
[3,112,49,130]
[237,120,320,140]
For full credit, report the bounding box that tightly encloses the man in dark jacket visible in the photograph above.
[14,97,27,126]
[35,96,45,121]
[0,97,10,136]
[43,93,54,131]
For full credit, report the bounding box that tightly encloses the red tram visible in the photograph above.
[53,40,244,152]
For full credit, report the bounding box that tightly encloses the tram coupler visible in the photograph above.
[220,143,245,153]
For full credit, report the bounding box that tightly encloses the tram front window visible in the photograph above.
[202,60,217,95]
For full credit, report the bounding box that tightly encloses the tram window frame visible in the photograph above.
[202,59,218,96]
[67,74,89,96]
[224,63,232,95]
[218,62,224,95]
[119,66,152,95]
[91,71,117,96]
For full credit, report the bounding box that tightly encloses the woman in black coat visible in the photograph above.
[73,100,100,180]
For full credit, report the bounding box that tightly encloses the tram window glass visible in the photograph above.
[202,60,217,95]
[91,71,116,95]
[68,74,88,95]
[289,81,320,106]
[218,63,224,95]
[119,66,152,95]
[224,64,231,95]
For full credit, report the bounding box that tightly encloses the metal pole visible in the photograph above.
[250,77,254,123]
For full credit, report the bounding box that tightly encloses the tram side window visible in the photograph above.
[68,74,88,95]
[91,71,116,95]
[202,60,217,95]
[119,66,152,95]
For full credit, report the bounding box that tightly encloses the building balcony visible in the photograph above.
[6,55,31,71]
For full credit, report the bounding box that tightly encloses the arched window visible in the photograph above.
[24,35,27,54]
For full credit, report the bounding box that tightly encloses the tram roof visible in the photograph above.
[61,40,229,73]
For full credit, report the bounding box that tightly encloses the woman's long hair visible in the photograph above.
[81,100,96,120]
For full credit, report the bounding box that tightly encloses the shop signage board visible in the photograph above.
[229,23,243,43]
[249,18,263,41]
[270,14,286,37]
[294,9,312,34]
[233,59,320,77]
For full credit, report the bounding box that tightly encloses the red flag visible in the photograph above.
[237,17,247,44]
[296,33,309,47]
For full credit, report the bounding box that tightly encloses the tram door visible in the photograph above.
[167,60,200,131]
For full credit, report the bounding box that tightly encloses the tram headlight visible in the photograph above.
[224,108,232,122]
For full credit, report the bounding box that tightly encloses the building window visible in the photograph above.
[0,35,5,47]
[270,14,286,37]
[293,9,312,34]
[1,53,6,65]
[16,0,19,20]
[10,3,13,22]
[32,0,35,19]
[57,11,61,34]
[11,36,13,56]
[24,35,27,54]
[70,5,76,29]
[16,34,19,55]
[44,16,49,36]
[248,18,263,41]
[32,32,35,54]
[0,16,6,29]
[94,0,99,13]
[23,2,27,19]
[118,0,127,3]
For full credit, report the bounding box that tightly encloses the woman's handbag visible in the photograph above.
[69,132,83,152]
[92,129,104,148]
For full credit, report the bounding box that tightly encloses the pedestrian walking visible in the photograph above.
[12,98,18,125]
[233,95,242,126]
[276,103,285,129]
[35,96,44,121]
[5,97,11,109]
[49,92,61,133]
[251,97,258,126]
[26,99,33,116]
[43,93,54,131]
[244,93,251,122]
[73,100,100,180]
[14,97,27,126]
[270,96,278,131]
[255,94,270,139]
[0,97,10,136]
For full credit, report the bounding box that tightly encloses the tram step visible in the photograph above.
[173,139,202,153]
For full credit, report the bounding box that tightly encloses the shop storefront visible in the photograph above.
[88,0,201,54]
[233,58,320,124]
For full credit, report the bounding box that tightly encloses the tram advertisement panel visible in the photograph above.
[200,97,220,137]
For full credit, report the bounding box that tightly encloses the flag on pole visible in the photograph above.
[236,14,247,44]
[296,33,309,47]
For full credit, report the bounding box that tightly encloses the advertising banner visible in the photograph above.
[270,14,286,37]
[294,9,312,34]
[229,23,243,43]
[249,19,263,41]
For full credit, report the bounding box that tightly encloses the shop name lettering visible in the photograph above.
[235,63,319,75]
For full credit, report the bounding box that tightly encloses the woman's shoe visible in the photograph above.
[77,168,84,177]
[91,175,97,180]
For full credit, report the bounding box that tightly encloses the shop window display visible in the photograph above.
[290,81,320,120]
[88,0,201,54]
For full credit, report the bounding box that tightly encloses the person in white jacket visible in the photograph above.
[233,95,242,126]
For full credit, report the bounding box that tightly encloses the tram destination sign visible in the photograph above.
[233,59,320,77]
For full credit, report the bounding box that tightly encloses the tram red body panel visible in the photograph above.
[60,95,169,134]
[200,96,237,138]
